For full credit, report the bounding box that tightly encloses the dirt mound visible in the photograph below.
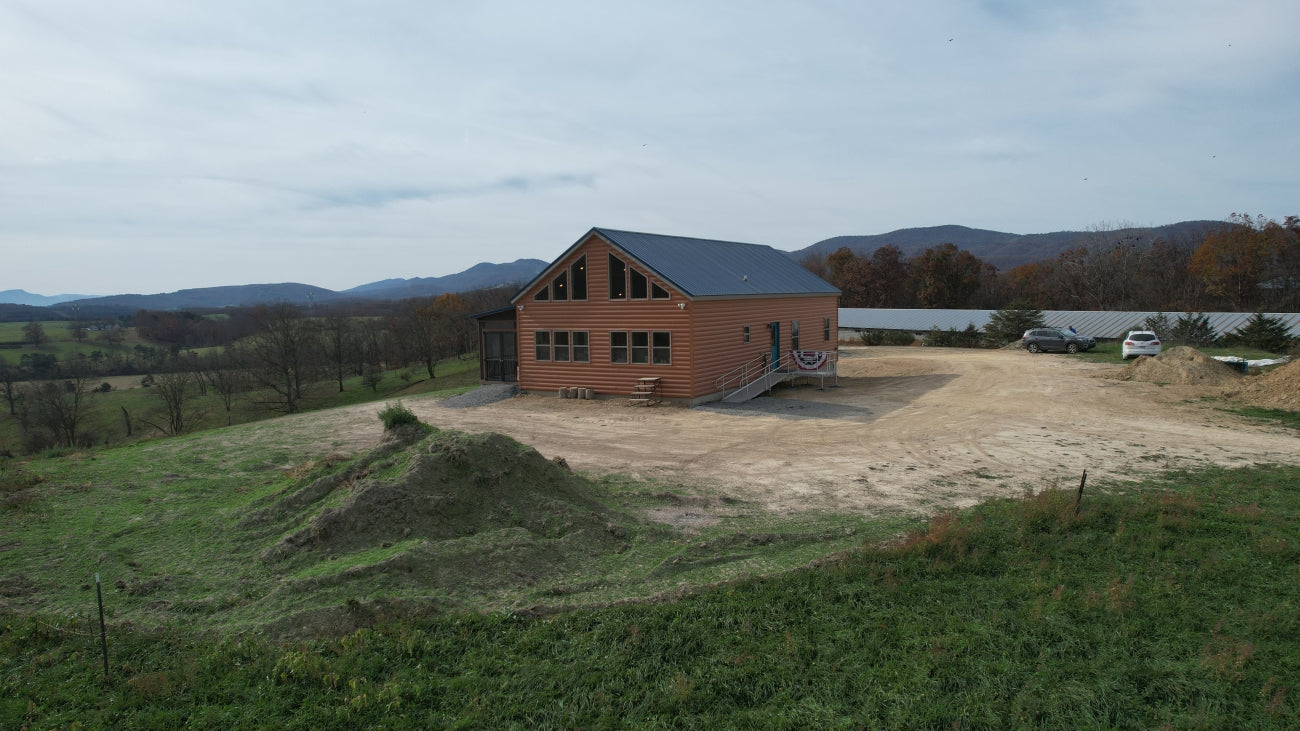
[1227,358,1300,411]
[1114,346,1244,386]
[254,429,631,593]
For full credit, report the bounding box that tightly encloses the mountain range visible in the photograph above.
[2,221,1226,317]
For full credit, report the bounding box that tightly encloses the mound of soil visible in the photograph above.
[1227,358,1300,411]
[256,429,630,581]
[1115,346,1244,386]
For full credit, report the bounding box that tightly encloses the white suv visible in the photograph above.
[1122,331,1161,359]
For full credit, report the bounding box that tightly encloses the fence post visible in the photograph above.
[1074,469,1088,516]
[95,573,109,679]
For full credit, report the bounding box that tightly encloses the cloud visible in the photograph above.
[1,1,1298,294]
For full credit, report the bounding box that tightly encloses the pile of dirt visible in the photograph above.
[1226,358,1300,411]
[250,428,632,599]
[1114,346,1244,386]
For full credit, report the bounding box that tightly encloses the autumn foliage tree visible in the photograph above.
[1190,214,1279,310]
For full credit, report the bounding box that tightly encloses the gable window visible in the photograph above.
[554,331,570,362]
[572,331,589,362]
[610,331,628,363]
[651,282,670,299]
[570,256,587,300]
[552,270,568,301]
[533,286,549,301]
[534,331,551,361]
[608,254,627,299]
[630,268,648,299]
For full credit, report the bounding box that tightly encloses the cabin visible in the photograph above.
[473,227,840,404]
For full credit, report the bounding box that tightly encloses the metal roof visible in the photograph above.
[593,228,840,298]
[839,308,1300,339]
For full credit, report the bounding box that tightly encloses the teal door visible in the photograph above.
[769,321,780,369]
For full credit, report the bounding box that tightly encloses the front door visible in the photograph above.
[769,321,780,369]
[483,331,518,382]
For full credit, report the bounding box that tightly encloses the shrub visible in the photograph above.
[953,323,986,348]
[1170,313,1218,347]
[1142,312,1172,340]
[1235,313,1294,353]
[378,401,421,430]
[923,327,957,347]
[859,330,914,346]
[984,302,1045,344]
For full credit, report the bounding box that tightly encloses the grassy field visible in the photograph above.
[1075,340,1283,363]
[0,356,482,454]
[3,324,1299,725]
[2,458,1297,727]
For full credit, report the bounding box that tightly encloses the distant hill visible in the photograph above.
[342,259,546,300]
[0,289,97,306]
[2,259,548,321]
[795,221,1225,271]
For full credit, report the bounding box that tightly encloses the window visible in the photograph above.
[610,331,628,363]
[552,270,568,301]
[792,320,800,352]
[630,268,648,299]
[652,331,671,364]
[554,331,570,362]
[631,331,649,364]
[533,286,549,301]
[824,317,831,341]
[611,330,671,365]
[570,256,587,300]
[743,325,750,343]
[534,331,551,361]
[609,254,627,299]
[573,331,589,362]
[651,282,670,300]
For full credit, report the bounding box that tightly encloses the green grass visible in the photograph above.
[1077,341,1282,363]
[1225,406,1300,431]
[3,464,1298,727]
[0,423,899,634]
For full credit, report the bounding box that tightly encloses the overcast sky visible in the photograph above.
[3,1,1297,296]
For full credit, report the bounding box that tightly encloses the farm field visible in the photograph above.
[3,345,1300,726]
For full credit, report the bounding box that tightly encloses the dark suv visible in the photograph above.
[1021,328,1096,354]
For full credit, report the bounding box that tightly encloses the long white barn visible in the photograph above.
[838,309,1300,340]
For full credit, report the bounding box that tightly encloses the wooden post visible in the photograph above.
[95,573,109,678]
[1074,469,1088,516]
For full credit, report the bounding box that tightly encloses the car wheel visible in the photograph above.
[1066,343,1079,354]
[1026,343,1040,353]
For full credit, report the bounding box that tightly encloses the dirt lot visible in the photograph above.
[242,347,1300,518]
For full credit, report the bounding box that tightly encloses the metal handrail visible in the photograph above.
[714,352,771,391]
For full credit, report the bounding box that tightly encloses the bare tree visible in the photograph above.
[203,348,248,426]
[0,356,20,416]
[140,370,203,436]
[26,363,97,447]
[242,304,318,413]
[321,309,358,392]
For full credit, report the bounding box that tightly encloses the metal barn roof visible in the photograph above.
[593,228,840,298]
[838,309,1300,339]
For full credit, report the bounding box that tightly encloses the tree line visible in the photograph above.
[0,286,513,454]
[804,214,1300,313]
